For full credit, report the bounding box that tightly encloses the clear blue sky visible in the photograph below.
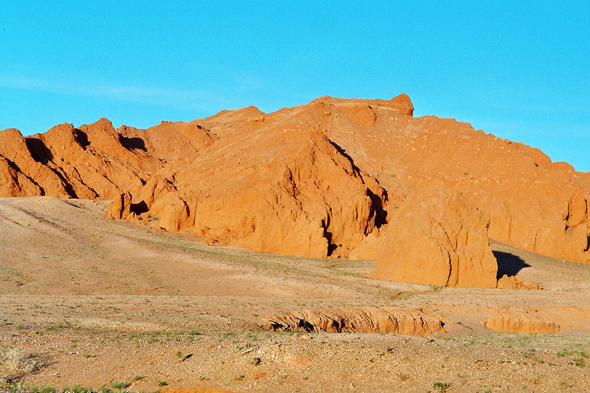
[1,1,588,171]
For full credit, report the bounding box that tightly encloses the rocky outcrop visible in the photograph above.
[316,103,590,264]
[496,275,542,290]
[159,129,386,258]
[0,120,160,200]
[106,192,132,220]
[484,310,561,334]
[0,128,69,197]
[370,186,498,288]
[2,93,590,273]
[150,192,191,232]
[260,308,444,336]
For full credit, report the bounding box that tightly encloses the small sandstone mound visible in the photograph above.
[260,308,444,336]
[485,310,560,334]
[370,186,498,288]
[283,354,310,368]
[496,274,542,290]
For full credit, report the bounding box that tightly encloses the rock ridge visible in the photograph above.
[2,94,590,286]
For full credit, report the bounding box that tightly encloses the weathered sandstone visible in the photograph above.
[370,186,498,288]
[496,274,542,290]
[1,93,589,277]
[260,308,444,336]
[106,192,132,220]
[484,310,561,334]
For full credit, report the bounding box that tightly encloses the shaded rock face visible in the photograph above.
[370,186,498,288]
[1,93,590,269]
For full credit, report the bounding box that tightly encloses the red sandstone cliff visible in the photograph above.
[1,94,588,276]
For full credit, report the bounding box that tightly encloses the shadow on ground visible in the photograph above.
[494,251,530,279]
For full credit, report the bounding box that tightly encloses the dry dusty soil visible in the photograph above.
[2,197,590,392]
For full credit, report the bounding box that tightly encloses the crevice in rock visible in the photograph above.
[367,188,387,228]
[328,140,361,174]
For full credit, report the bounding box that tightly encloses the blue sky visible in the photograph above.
[1,1,588,171]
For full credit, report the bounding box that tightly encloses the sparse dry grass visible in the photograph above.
[0,346,47,384]
[2,197,590,392]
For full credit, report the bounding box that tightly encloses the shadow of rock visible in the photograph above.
[26,138,53,164]
[131,201,149,214]
[73,129,90,149]
[494,251,530,279]
[119,135,147,151]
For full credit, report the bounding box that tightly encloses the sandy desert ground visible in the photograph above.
[2,196,590,392]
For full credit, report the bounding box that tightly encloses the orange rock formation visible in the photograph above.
[2,94,589,286]
[484,310,561,334]
[261,308,444,336]
[370,186,498,288]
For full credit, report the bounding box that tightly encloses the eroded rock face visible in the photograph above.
[178,130,385,258]
[106,192,132,220]
[260,308,444,336]
[0,121,160,200]
[485,310,560,334]
[370,186,498,288]
[0,128,67,197]
[2,93,590,268]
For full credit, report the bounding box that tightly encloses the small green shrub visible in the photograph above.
[110,381,128,389]
[433,382,451,392]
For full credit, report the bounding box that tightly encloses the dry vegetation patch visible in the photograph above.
[0,346,48,385]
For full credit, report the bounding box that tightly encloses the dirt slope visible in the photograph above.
[2,197,590,392]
